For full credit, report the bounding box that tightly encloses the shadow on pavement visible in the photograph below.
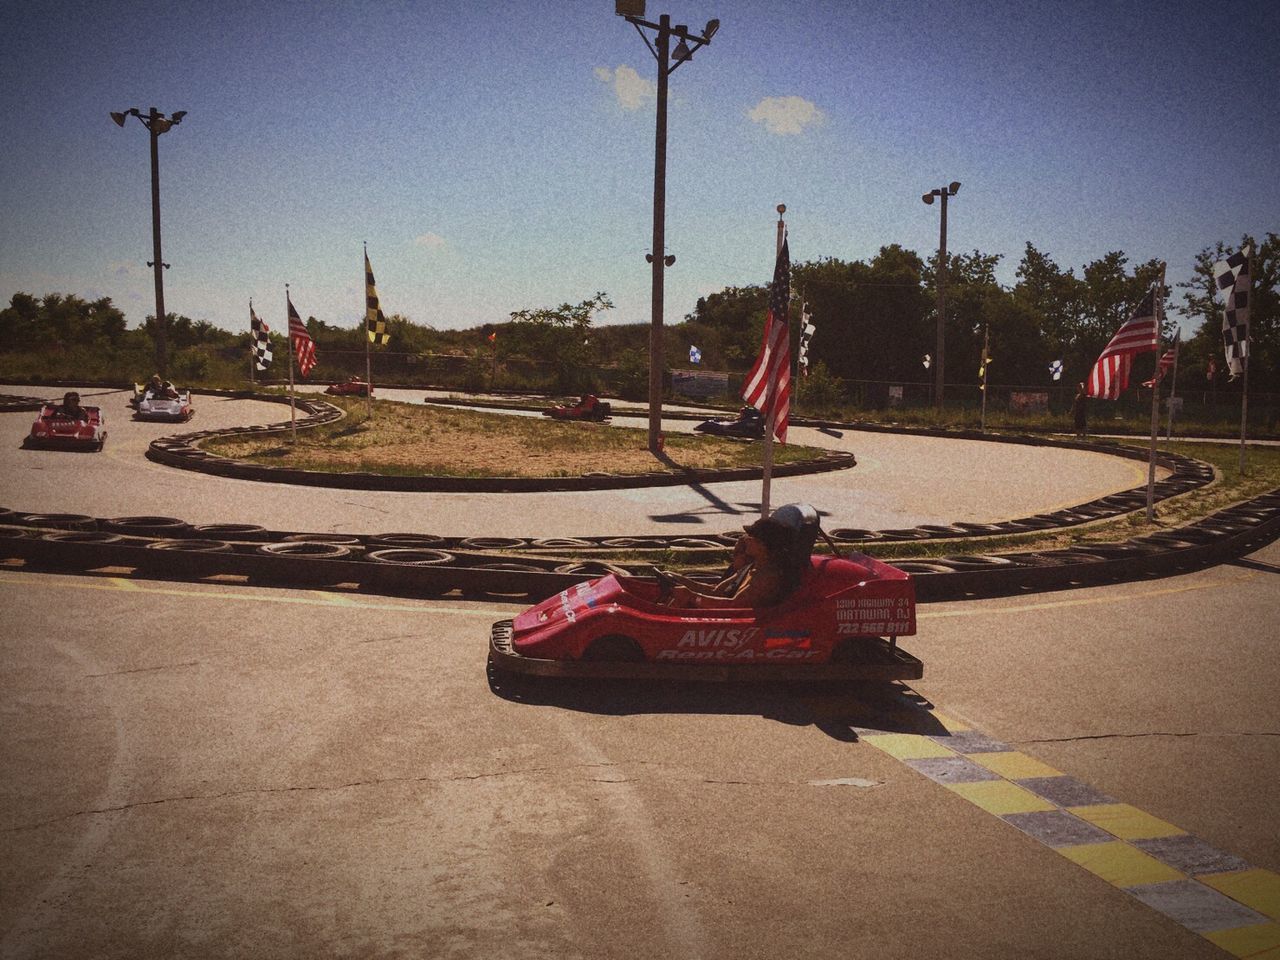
[1227,556,1280,575]
[487,666,946,743]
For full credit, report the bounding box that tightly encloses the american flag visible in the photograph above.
[1086,274,1162,400]
[1214,246,1250,379]
[287,294,317,377]
[1142,329,1180,388]
[742,237,791,443]
[365,251,390,346]
[250,302,271,371]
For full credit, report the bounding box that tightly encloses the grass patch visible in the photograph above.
[201,397,835,478]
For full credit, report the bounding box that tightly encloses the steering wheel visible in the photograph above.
[654,568,676,602]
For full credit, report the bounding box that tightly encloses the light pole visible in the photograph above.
[111,107,186,377]
[616,1,719,452]
[922,180,960,408]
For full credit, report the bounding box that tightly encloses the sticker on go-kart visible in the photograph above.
[764,630,812,650]
[671,627,760,650]
[836,596,914,635]
[657,646,821,662]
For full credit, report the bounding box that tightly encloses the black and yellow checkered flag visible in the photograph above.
[365,252,391,346]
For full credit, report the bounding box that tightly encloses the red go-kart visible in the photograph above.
[490,504,922,682]
[25,404,107,451]
[544,394,611,422]
[326,376,373,397]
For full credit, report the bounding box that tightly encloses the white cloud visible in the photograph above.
[747,96,825,136]
[595,64,655,111]
[108,261,144,279]
[414,233,446,250]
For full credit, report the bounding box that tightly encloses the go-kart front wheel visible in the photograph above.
[581,635,645,662]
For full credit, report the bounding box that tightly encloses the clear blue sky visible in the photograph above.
[2,0,1276,337]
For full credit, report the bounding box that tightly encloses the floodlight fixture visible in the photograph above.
[704,18,719,41]
[949,180,961,195]
[673,37,692,61]
[615,0,645,16]
[922,193,934,205]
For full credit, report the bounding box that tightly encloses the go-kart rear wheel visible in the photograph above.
[581,634,645,663]
[831,638,882,664]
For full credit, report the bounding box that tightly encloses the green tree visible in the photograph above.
[0,293,127,352]
[507,292,613,393]
[1013,242,1085,356]
[791,246,930,385]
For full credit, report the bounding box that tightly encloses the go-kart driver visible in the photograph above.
[660,516,794,609]
[144,374,178,399]
[55,391,90,420]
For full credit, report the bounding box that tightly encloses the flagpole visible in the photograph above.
[793,287,803,409]
[1145,264,1165,521]
[760,205,785,520]
[286,284,297,444]
[1239,249,1252,475]
[1166,333,1180,439]
[362,242,374,420]
[980,324,989,433]
[248,299,255,386]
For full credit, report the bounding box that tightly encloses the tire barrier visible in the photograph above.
[0,484,1275,603]
[367,533,447,548]
[146,539,235,553]
[102,516,193,537]
[367,548,457,566]
[21,513,98,531]
[192,523,271,541]
[258,541,353,560]
[553,560,632,578]
[458,537,528,551]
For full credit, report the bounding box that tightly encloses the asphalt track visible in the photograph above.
[2,384,1276,959]
[1,385,1160,537]
[1,545,1276,959]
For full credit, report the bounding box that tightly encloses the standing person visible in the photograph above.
[1071,382,1088,438]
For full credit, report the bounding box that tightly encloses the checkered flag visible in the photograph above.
[1213,246,1250,379]
[689,345,702,364]
[796,301,816,377]
[1049,359,1063,381]
[250,302,271,371]
[365,251,391,346]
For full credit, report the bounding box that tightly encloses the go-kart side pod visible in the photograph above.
[490,619,921,681]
